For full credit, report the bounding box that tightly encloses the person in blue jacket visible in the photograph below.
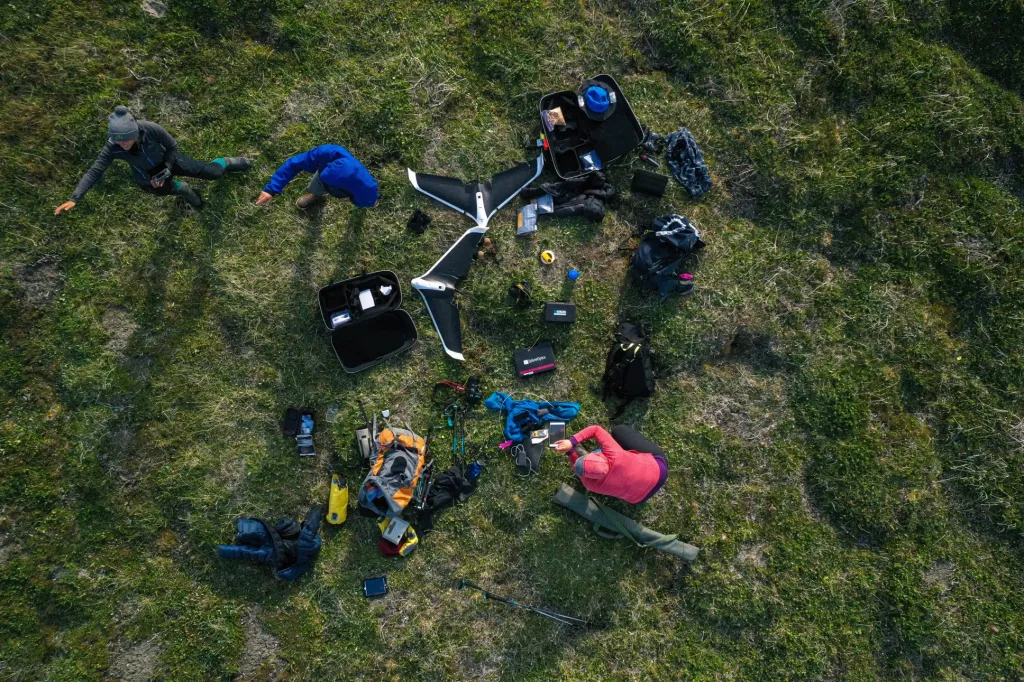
[255,144,379,209]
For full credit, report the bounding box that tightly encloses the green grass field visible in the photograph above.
[3,0,1024,679]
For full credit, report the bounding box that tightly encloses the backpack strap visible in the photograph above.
[603,342,642,416]
[607,397,630,420]
[602,342,634,396]
[260,519,289,571]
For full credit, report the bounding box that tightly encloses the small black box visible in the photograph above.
[514,342,556,377]
[544,302,576,323]
[631,169,669,197]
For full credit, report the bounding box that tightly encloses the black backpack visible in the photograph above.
[629,214,705,297]
[602,323,655,415]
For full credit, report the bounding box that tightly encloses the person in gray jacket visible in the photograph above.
[54,106,251,214]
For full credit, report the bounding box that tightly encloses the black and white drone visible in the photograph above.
[408,156,543,360]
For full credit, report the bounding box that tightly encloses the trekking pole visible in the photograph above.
[456,579,589,626]
[458,409,467,471]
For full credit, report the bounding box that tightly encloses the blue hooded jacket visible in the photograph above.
[483,392,581,443]
[264,144,379,207]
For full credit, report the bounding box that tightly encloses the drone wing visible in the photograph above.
[411,226,487,361]
[407,169,485,226]
[481,155,544,221]
[408,156,543,228]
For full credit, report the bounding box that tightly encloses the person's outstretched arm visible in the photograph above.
[555,425,620,465]
[56,145,115,214]
[569,425,619,452]
[257,149,317,205]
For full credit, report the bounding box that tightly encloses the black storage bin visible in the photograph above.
[540,74,644,179]
[318,270,417,373]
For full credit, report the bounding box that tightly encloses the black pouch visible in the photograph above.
[281,407,301,437]
[631,169,669,197]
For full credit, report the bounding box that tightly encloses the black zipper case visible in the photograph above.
[539,74,644,179]
[318,270,417,373]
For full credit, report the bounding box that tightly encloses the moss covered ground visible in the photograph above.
[2,0,1024,679]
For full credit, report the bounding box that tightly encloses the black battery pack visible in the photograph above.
[543,302,576,323]
[514,342,556,377]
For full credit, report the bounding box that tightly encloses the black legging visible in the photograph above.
[139,153,226,195]
[611,425,665,458]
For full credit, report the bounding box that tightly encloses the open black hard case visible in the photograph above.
[318,270,417,373]
[539,74,644,179]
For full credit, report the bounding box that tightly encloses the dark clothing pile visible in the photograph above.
[521,171,615,223]
[70,120,231,201]
[217,507,323,582]
[663,129,712,198]
[415,466,478,535]
[629,215,705,297]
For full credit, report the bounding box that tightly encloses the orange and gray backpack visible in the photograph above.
[358,425,426,517]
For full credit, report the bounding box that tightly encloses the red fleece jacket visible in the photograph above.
[568,425,662,503]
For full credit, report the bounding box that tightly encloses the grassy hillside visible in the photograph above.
[2,0,1023,679]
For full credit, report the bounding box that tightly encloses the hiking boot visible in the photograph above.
[174,181,204,209]
[296,193,325,209]
[219,157,252,172]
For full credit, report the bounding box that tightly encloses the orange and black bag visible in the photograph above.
[358,427,426,517]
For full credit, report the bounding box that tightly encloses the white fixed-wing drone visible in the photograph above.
[408,155,544,360]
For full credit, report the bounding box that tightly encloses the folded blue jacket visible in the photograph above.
[484,392,580,443]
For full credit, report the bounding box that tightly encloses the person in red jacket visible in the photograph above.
[553,425,668,503]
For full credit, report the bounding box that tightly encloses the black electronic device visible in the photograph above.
[514,342,556,377]
[543,302,576,323]
[631,169,669,197]
[548,421,566,446]
[280,406,316,457]
[363,575,389,598]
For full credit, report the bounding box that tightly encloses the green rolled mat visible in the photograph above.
[553,483,699,561]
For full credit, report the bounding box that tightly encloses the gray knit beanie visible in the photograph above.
[108,106,139,143]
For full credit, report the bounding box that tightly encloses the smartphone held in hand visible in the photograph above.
[549,421,566,447]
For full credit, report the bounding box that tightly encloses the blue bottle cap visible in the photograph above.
[568,269,580,281]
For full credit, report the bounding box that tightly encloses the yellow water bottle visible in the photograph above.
[328,473,348,525]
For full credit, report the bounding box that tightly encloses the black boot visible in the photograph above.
[216,157,251,172]
[174,181,204,209]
